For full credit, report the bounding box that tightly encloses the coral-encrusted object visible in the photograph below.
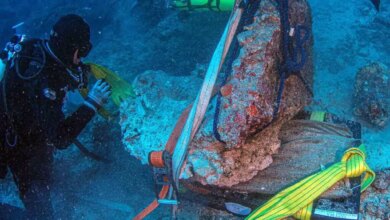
[120,0,314,187]
[216,0,313,148]
[353,62,390,127]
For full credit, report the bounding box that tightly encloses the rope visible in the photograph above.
[245,144,375,220]
[73,139,112,163]
[272,0,312,120]
[213,0,312,140]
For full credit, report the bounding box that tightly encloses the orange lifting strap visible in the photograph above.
[149,151,165,168]
[133,106,192,220]
[133,0,244,218]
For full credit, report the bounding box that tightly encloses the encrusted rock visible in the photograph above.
[353,62,390,127]
[120,0,313,187]
[216,0,313,148]
[360,169,390,220]
[229,119,356,194]
[120,70,202,163]
[183,0,313,187]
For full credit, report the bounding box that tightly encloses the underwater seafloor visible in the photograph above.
[0,0,389,219]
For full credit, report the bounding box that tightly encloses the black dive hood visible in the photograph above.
[48,14,92,66]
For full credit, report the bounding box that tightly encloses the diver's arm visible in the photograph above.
[52,104,96,149]
[52,79,110,149]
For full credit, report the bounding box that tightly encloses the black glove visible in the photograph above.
[84,79,111,112]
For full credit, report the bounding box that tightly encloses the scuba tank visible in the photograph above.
[0,60,5,81]
[1,22,27,81]
[172,0,235,11]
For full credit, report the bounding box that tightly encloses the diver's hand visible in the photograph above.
[84,80,111,112]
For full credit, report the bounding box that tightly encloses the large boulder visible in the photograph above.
[183,0,313,187]
[120,0,314,187]
[216,0,313,148]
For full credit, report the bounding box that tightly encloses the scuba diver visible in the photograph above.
[0,14,111,219]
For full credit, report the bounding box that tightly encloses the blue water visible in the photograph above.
[0,0,389,219]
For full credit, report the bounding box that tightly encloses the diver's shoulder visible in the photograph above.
[18,38,44,48]
[8,39,54,81]
[15,38,46,58]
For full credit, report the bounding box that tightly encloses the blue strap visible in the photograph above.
[213,41,239,143]
[214,0,312,140]
[212,0,261,142]
[272,0,311,120]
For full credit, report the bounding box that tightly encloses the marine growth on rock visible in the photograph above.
[353,62,390,127]
[120,0,314,188]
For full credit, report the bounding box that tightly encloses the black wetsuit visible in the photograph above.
[0,39,95,219]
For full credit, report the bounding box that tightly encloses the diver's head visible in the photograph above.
[49,14,92,66]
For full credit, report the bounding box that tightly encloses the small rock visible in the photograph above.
[361,169,390,219]
[353,62,390,127]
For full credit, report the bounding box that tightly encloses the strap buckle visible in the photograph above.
[150,150,180,204]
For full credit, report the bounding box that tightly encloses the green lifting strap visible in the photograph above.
[310,111,326,122]
[172,0,234,11]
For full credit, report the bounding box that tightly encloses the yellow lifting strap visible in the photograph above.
[87,63,135,106]
[172,0,234,11]
[245,144,376,220]
[79,63,135,120]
